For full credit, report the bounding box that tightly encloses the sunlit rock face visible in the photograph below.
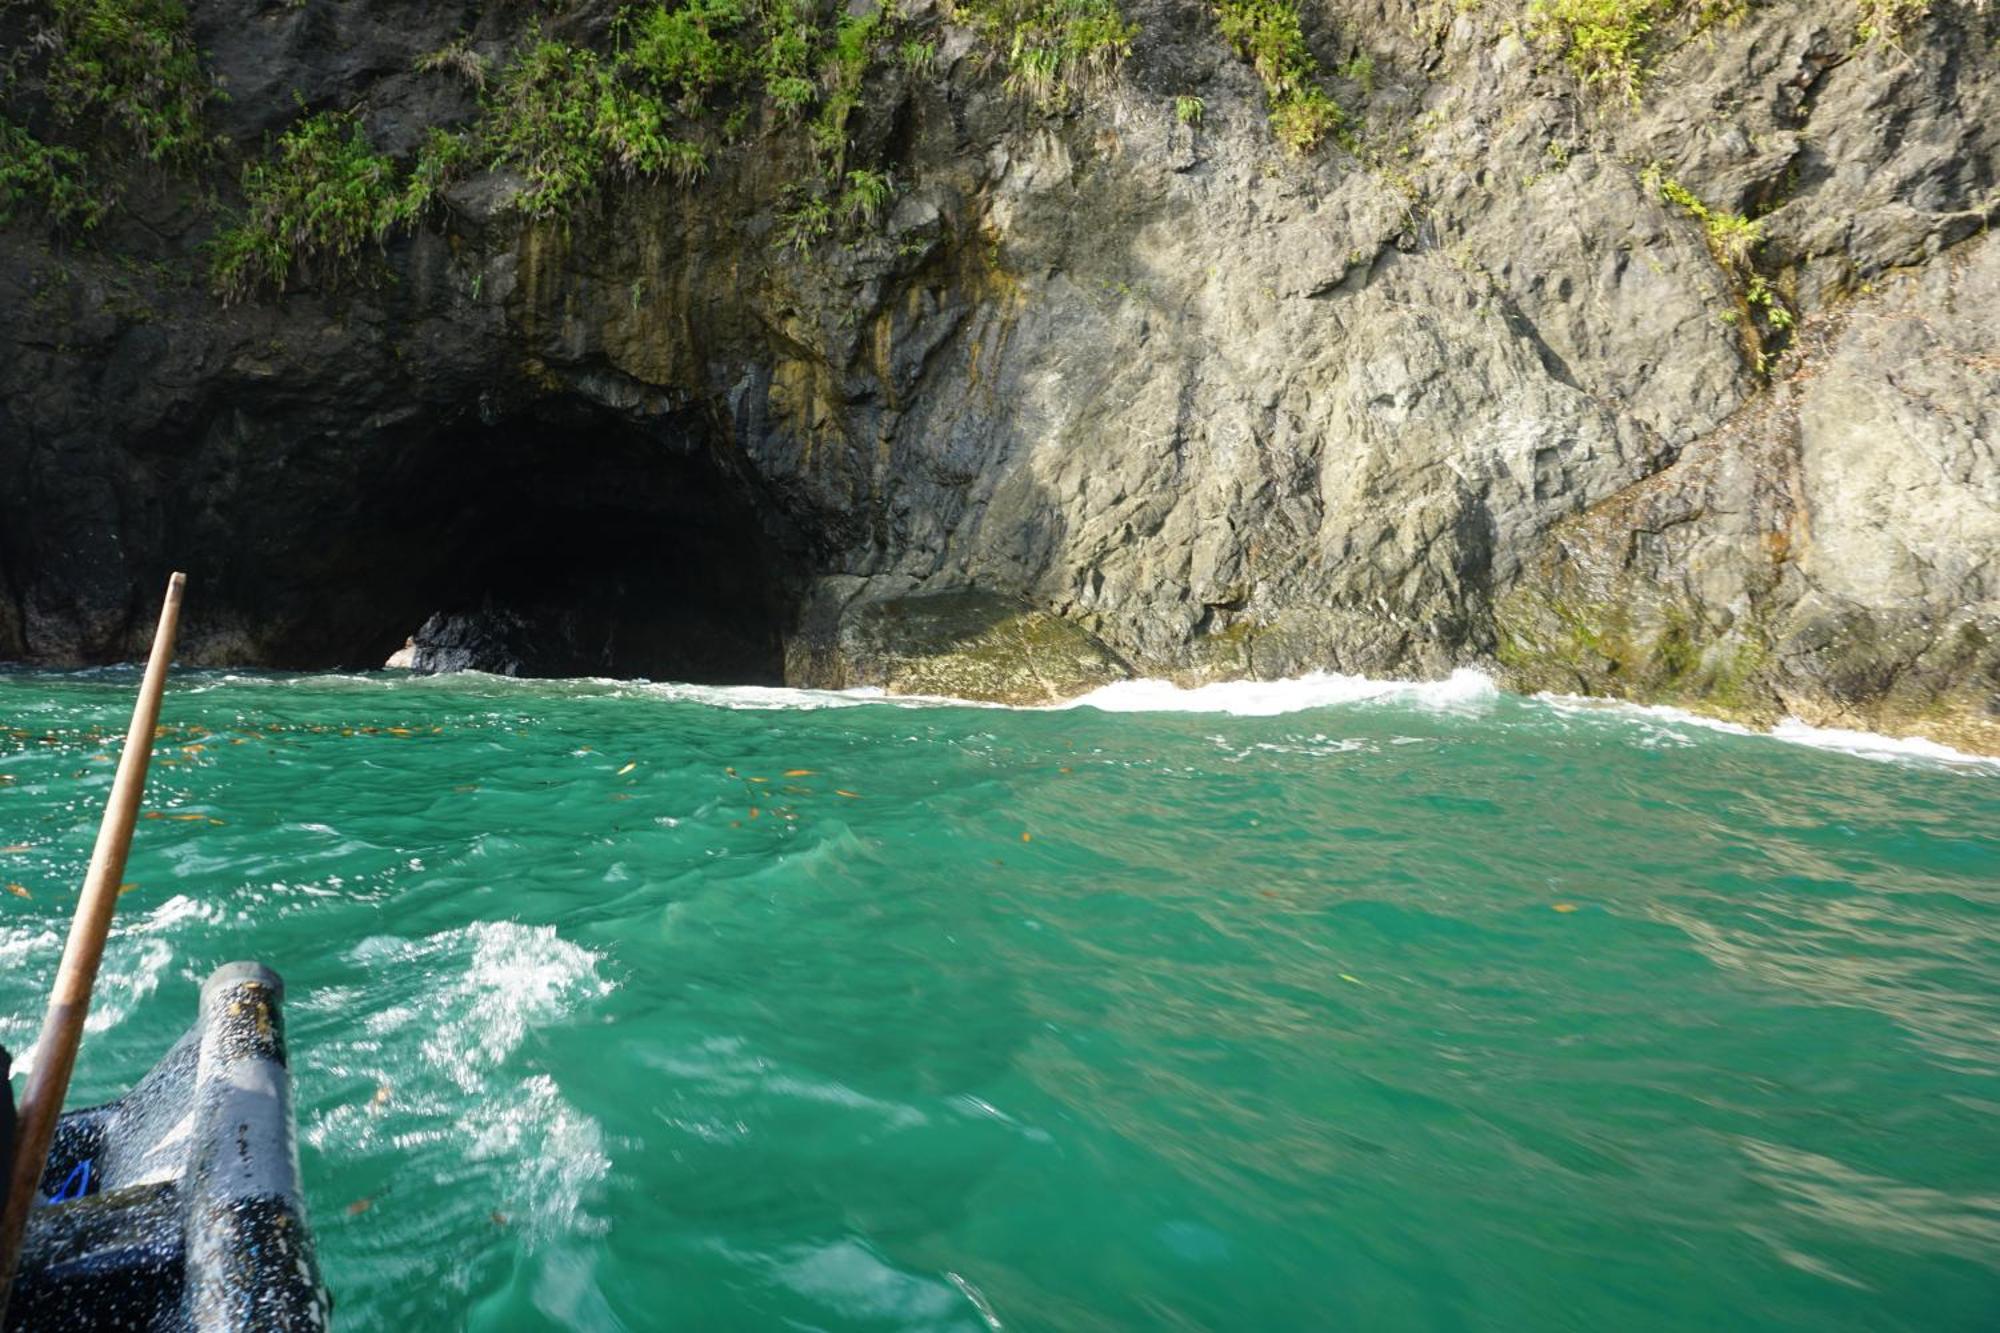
[0,0,1994,747]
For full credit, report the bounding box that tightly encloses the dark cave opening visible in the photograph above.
[261,400,798,683]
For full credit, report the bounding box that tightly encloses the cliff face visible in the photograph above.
[1,0,1995,749]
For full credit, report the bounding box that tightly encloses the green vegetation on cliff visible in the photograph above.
[482,42,611,219]
[1212,0,1344,151]
[1644,165,1794,371]
[207,0,905,287]
[811,10,883,173]
[0,0,1519,270]
[465,3,895,219]
[1524,0,1951,99]
[209,111,415,303]
[6,0,1970,301]
[1858,0,1937,41]
[620,0,750,111]
[0,118,103,230]
[0,0,212,228]
[42,0,214,165]
[481,39,706,220]
[1523,0,1747,102]
[946,0,1135,110]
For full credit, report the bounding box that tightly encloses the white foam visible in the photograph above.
[0,925,63,1054]
[164,664,2000,769]
[463,1074,612,1242]
[308,921,615,1247]
[1538,691,1998,772]
[634,681,951,711]
[1062,668,1500,716]
[343,668,951,712]
[82,938,173,1034]
[6,934,172,1076]
[0,924,63,972]
[348,921,614,1092]
[134,893,224,932]
[1,885,225,1072]
[191,659,1510,717]
[1769,719,2000,771]
[1536,691,1760,738]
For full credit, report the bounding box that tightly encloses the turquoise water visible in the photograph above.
[2,668,1997,1331]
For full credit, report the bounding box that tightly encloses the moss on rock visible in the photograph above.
[1494,580,1783,726]
[829,589,1130,704]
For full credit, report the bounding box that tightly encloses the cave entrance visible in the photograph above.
[350,400,794,683]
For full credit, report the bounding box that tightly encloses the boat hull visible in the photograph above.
[6,963,329,1331]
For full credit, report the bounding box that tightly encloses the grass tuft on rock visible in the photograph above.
[1644,165,1794,372]
[1856,0,1953,43]
[0,117,105,230]
[0,0,215,231]
[619,0,752,112]
[1522,0,1745,103]
[1212,0,1344,152]
[946,0,1136,110]
[44,0,216,166]
[209,111,410,303]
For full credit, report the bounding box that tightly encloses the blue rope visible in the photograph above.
[47,1158,91,1204]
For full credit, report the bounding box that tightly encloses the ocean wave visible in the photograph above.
[629,670,1506,717]
[50,662,2000,769]
[527,670,1994,769]
[3,934,175,1076]
[634,681,936,710]
[1536,692,1761,740]
[462,1073,612,1243]
[347,920,615,1093]
[148,662,1514,717]
[304,921,616,1256]
[0,924,64,1054]
[0,891,218,1073]
[1768,719,2000,771]
[1538,691,1999,773]
[1060,668,1500,716]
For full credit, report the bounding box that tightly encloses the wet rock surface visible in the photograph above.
[405,609,545,678]
[0,0,1995,746]
[788,586,1130,705]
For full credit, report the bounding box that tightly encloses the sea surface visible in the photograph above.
[2,667,1997,1331]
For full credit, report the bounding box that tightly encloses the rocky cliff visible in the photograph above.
[1,0,1995,751]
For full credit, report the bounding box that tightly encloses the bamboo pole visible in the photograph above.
[0,572,186,1319]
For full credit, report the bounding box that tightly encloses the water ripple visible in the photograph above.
[1,668,1994,1330]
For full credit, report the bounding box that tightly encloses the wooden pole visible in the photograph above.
[0,572,185,1319]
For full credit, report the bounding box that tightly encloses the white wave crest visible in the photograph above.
[236,660,1507,717]
[349,921,614,1092]
[134,893,225,932]
[1063,668,1499,716]
[1536,692,1759,739]
[1,886,224,1074]
[1769,719,2000,770]
[310,921,616,1248]
[5,934,174,1077]
[463,1073,613,1241]
[636,681,922,710]
[83,937,173,1034]
[1539,691,1999,772]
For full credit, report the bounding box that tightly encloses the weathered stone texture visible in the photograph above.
[1,0,1995,747]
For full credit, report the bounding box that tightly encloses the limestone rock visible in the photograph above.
[1,0,1996,749]
[792,586,1128,704]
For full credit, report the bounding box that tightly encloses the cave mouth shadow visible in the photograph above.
[346,399,795,684]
